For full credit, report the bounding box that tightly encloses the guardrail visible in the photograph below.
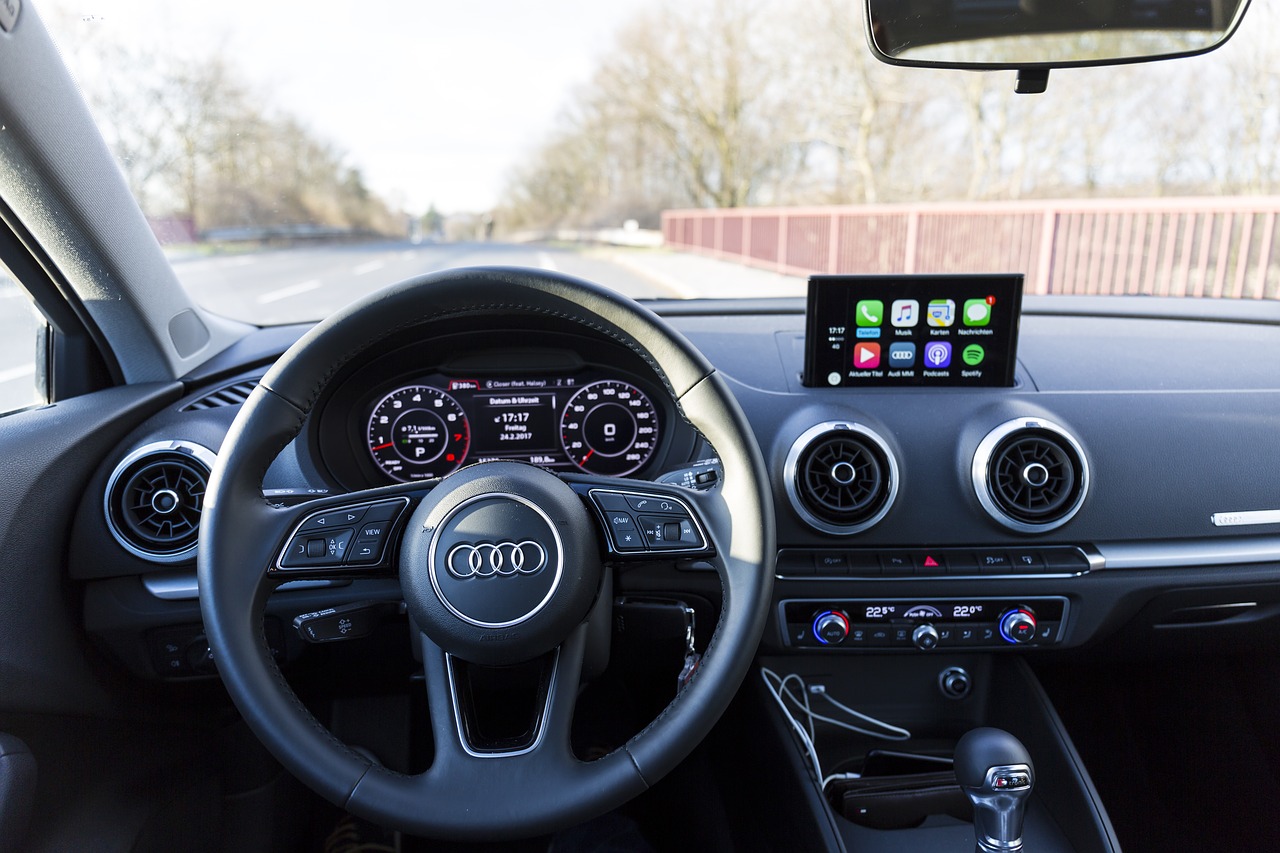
[508,227,665,249]
[662,198,1280,298]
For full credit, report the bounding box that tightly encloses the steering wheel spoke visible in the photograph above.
[418,624,586,767]
[265,484,427,580]
[560,473,717,563]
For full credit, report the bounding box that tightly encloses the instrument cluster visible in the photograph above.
[356,372,664,483]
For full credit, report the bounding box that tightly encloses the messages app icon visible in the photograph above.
[856,300,884,327]
[963,298,992,327]
[927,299,955,327]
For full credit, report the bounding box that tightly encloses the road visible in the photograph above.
[173,240,681,325]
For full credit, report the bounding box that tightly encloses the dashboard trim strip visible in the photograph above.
[143,573,348,601]
[1096,538,1280,569]
[1210,509,1280,527]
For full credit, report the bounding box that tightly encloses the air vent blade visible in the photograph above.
[973,419,1089,533]
[182,380,257,411]
[104,441,217,563]
[785,422,898,535]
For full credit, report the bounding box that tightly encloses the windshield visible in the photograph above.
[40,0,1280,324]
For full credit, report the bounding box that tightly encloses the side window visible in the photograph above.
[0,267,46,415]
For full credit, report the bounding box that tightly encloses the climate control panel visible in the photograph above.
[781,597,1068,650]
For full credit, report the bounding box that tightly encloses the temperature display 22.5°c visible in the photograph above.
[367,386,470,481]
[559,380,659,476]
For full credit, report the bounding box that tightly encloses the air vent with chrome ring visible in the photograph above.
[104,440,217,563]
[784,421,898,535]
[972,418,1089,533]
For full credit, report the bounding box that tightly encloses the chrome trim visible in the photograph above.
[427,493,564,629]
[446,649,558,759]
[273,496,411,572]
[104,440,217,564]
[971,417,1090,534]
[1097,538,1280,569]
[142,572,347,601]
[1211,509,1280,528]
[783,421,899,536]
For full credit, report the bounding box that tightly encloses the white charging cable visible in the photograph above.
[760,667,912,789]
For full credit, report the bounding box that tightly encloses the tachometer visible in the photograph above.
[367,386,470,482]
[560,380,658,476]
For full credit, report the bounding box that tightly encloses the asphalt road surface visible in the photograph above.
[174,240,679,325]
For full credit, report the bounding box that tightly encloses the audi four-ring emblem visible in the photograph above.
[446,541,548,579]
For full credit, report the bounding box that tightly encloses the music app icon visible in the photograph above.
[890,299,918,328]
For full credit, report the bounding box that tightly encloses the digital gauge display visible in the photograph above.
[365,375,660,482]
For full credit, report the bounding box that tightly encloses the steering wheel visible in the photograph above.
[197,267,775,839]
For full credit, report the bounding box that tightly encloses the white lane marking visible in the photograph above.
[257,279,320,304]
[0,364,35,384]
[537,252,558,272]
[225,255,258,267]
[400,251,415,260]
[353,260,386,275]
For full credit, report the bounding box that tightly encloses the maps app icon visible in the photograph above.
[927,299,955,327]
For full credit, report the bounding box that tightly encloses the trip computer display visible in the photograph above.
[803,274,1024,388]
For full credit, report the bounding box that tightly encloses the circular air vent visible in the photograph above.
[972,419,1089,533]
[784,422,898,535]
[104,441,217,562]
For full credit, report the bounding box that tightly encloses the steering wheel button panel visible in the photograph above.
[586,489,710,556]
[276,497,410,571]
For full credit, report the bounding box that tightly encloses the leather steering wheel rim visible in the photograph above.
[197,267,775,839]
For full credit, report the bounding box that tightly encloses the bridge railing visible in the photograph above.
[662,198,1280,298]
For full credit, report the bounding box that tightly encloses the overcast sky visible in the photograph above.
[42,0,655,214]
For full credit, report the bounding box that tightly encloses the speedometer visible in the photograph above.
[367,386,470,482]
[560,380,658,476]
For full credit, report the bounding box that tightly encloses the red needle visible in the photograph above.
[581,449,594,464]
[371,442,394,451]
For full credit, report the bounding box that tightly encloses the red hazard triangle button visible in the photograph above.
[923,555,941,568]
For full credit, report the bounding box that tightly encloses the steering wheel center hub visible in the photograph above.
[428,494,564,628]
[401,461,601,664]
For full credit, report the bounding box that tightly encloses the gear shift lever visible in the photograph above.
[954,727,1034,853]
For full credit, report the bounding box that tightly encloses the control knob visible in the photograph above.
[912,623,940,650]
[812,610,850,645]
[998,607,1037,644]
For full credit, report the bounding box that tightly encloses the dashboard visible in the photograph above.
[70,292,1280,680]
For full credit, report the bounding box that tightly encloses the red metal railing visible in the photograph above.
[662,198,1280,298]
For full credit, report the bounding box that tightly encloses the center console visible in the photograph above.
[748,654,1121,852]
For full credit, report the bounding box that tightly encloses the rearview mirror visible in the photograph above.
[866,0,1250,72]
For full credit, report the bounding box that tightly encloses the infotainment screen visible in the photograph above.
[802,274,1024,388]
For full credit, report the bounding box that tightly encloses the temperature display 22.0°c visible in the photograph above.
[367,386,470,481]
[559,380,659,476]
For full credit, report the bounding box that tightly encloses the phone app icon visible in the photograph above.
[888,342,916,366]
[923,341,952,368]
[927,299,955,327]
[856,300,884,327]
[853,342,881,369]
[962,344,985,366]
[890,299,918,328]
[963,298,992,327]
